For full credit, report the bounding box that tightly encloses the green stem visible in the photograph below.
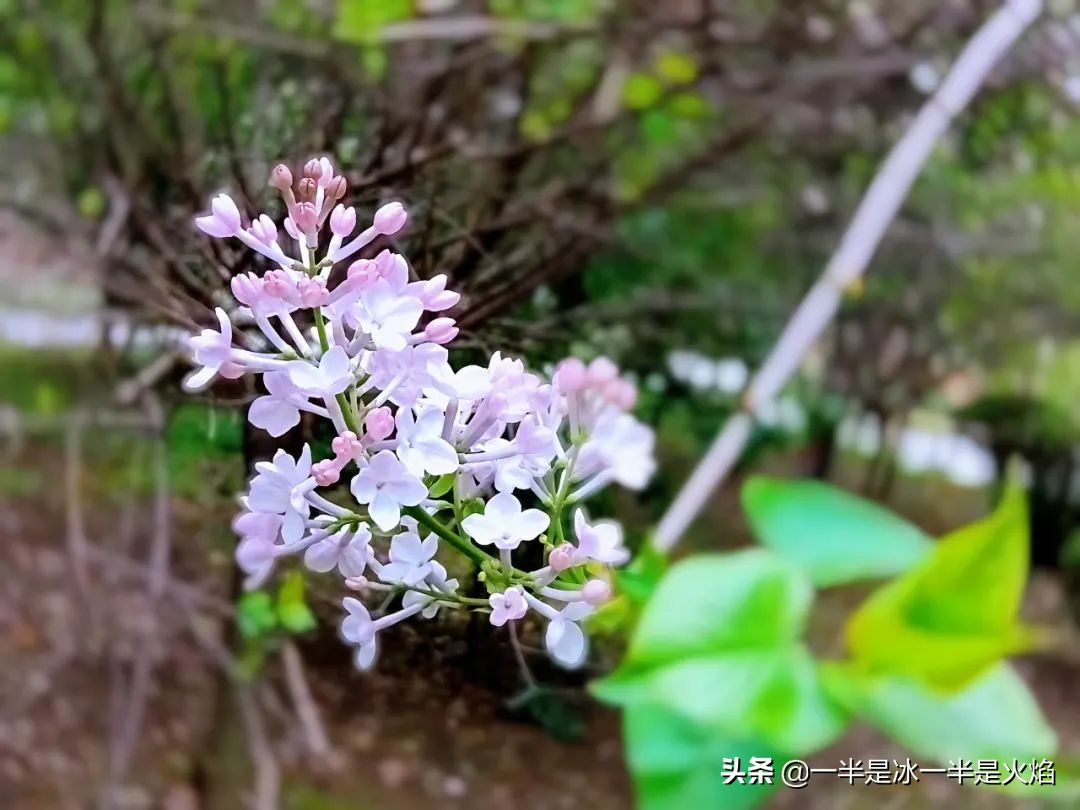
[403,505,491,568]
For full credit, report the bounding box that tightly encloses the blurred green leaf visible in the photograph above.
[622,73,663,110]
[624,706,781,810]
[333,0,411,43]
[845,486,1035,690]
[237,591,277,639]
[277,571,317,635]
[616,542,667,606]
[654,51,698,86]
[741,476,932,586]
[823,662,1055,764]
[619,550,812,669]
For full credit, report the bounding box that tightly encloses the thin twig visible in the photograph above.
[280,641,334,761]
[652,0,1044,552]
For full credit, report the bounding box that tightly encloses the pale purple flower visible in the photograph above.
[350,450,428,531]
[488,586,528,626]
[304,525,371,578]
[329,204,356,237]
[572,510,629,566]
[341,597,378,669]
[395,406,458,478]
[378,531,438,585]
[286,346,352,397]
[184,307,233,391]
[248,446,313,543]
[407,274,460,312]
[545,606,591,669]
[249,371,309,437]
[357,279,423,351]
[576,410,656,490]
[248,214,278,245]
[461,492,549,550]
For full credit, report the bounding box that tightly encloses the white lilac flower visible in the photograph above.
[461,492,549,550]
[248,446,313,543]
[356,279,423,350]
[183,158,660,674]
[572,509,630,566]
[248,371,310,437]
[488,586,528,626]
[304,525,371,578]
[286,346,353,397]
[350,450,428,531]
[576,409,656,490]
[378,530,438,585]
[545,604,592,668]
[394,406,459,478]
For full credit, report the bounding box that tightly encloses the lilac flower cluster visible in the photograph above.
[186,157,656,669]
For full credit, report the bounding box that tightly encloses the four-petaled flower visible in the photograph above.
[379,531,439,585]
[248,447,313,543]
[304,525,372,578]
[286,346,353,397]
[488,586,528,626]
[350,450,428,531]
[461,492,549,550]
[395,406,459,478]
[573,509,630,566]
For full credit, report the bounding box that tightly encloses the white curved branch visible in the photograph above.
[653,0,1043,552]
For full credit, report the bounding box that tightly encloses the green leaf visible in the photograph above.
[237,591,277,639]
[624,706,781,810]
[596,647,847,754]
[845,486,1035,689]
[653,51,699,85]
[622,73,663,110]
[823,662,1055,764]
[742,476,932,586]
[616,542,667,607]
[333,0,411,44]
[427,473,455,499]
[622,550,812,670]
[276,571,317,635]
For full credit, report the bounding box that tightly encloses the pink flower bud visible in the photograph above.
[325,175,347,201]
[548,543,575,572]
[373,202,407,235]
[296,177,317,202]
[553,358,587,393]
[332,430,363,460]
[330,204,357,237]
[609,379,637,410]
[582,579,612,606]
[230,273,261,307]
[312,459,341,487]
[269,164,293,191]
[364,406,395,442]
[263,269,294,298]
[423,317,458,345]
[248,214,277,245]
[303,158,323,179]
[297,276,329,308]
[210,194,241,231]
[294,201,319,235]
[587,356,618,385]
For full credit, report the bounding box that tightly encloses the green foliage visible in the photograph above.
[742,476,932,586]
[603,485,1056,809]
[845,486,1035,690]
[237,591,277,640]
[823,662,1056,766]
[333,0,411,43]
[507,684,586,742]
[277,571,317,634]
[593,551,847,807]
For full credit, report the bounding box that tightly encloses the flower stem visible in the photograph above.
[403,505,490,568]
